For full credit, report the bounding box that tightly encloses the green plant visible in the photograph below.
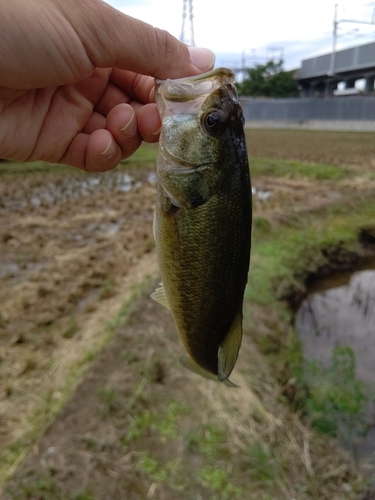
[246,442,276,483]
[198,467,243,499]
[71,492,96,500]
[137,452,170,482]
[99,277,116,300]
[97,384,118,411]
[304,346,370,443]
[62,316,79,339]
[250,157,352,180]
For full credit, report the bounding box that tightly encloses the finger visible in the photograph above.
[86,130,122,172]
[82,111,106,134]
[66,0,215,79]
[105,103,142,159]
[60,129,122,172]
[94,80,131,116]
[109,69,155,105]
[136,104,161,143]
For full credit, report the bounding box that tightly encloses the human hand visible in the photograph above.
[0,0,215,171]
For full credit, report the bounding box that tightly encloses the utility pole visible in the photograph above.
[329,3,375,76]
[180,0,195,47]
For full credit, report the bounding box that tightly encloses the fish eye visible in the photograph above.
[203,110,224,135]
[206,113,218,128]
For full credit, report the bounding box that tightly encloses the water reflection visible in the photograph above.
[296,269,375,472]
[296,270,375,385]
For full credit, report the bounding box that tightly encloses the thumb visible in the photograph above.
[72,0,215,80]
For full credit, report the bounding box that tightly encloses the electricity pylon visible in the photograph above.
[180,0,195,47]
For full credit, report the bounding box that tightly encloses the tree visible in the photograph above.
[238,60,298,98]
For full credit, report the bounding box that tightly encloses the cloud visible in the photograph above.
[104,0,375,70]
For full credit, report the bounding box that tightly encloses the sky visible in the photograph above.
[105,1,375,73]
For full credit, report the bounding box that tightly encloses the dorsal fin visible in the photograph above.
[218,307,243,382]
[151,282,170,310]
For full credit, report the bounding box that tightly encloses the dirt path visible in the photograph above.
[0,166,158,486]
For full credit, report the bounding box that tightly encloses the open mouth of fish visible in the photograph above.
[160,149,217,174]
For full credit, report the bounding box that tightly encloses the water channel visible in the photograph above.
[295,261,375,477]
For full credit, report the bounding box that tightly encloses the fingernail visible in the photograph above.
[100,136,116,158]
[188,47,216,71]
[120,110,137,137]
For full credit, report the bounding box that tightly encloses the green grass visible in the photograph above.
[247,196,375,311]
[250,157,353,180]
[198,467,243,499]
[304,346,371,442]
[120,142,158,167]
[122,401,189,446]
[0,143,158,176]
[246,177,375,447]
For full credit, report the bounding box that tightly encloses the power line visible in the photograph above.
[329,3,375,75]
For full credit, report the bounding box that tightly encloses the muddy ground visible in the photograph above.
[1,130,375,499]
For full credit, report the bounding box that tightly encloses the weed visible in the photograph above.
[62,316,79,339]
[21,355,38,374]
[120,143,157,168]
[304,346,371,444]
[84,350,96,363]
[97,384,119,413]
[120,350,139,364]
[246,129,375,168]
[123,401,189,445]
[198,466,243,499]
[253,216,272,238]
[0,310,6,327]
[250,157,353,180]
[156,401,188,439]
[71,493,96,500]
[137,452,170,482]
[246,441,277,484]
[99,277,116,300]
[18,475,59,499]
[184,425,227,460]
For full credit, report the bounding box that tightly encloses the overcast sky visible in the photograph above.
[106,1,375,72]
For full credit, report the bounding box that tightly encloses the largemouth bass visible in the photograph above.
[152,68,252,385]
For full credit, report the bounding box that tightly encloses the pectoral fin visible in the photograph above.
[218,307,243,382]
[151,282,170,310]
[180,353,238,388]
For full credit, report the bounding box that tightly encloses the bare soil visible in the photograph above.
[1,131,374,499]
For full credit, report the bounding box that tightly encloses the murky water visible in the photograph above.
[296,266,375,472]
[297,269,375,385]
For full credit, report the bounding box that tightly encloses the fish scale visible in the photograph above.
[152,68,252,385]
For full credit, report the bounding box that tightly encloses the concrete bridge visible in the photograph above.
[296,40,375,97]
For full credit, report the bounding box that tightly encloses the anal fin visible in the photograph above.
[180,354,238,388]
[218,307,243,382]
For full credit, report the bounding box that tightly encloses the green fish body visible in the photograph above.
[152,68,252,384]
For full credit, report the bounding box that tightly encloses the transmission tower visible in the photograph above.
[180,0,195,47]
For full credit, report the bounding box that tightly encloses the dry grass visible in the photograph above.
[1,134,374,499]
[246,129,375,170]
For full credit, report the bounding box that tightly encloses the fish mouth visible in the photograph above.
[160,151,216,173]
[155,68,235,103]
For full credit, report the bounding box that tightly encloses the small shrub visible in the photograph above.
[304,345,371,444]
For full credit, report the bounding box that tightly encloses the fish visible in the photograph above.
[152,68,252,385]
